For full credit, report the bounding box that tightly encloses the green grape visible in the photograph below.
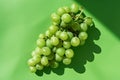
[67,31,73,40]
[32,47,43,56]
[63,6,70,13]
[28,58,36,66]
[60,21,68,28]
[52,47,57,53]
[36,64,44,70]
[39,33,45,39]
[51,13,60,24]
[78,32,88,40]
[50,61,59,68]
[55,53,63,62]
[41,56,48,66]
[80,40,86,45]
[61,13,72,23]
[46,62,50,67]
[42,47,51,56]
[71,37,80,47]
[51,36,59,46]
[57,7,66,16]
[37,39,45,48]
[71,3,79,13]
[60,31,68,40]
[84,17,93,26]
[52,21,59,26]
[80,23,88,31]
[63,58,71,65]
[45,30,52,38]
[70,21,80,31]
[56,47,65,56]
[29,66,37,73]
[31,51,40,57]
[47,53,54,60]
[36,47,43,55]
[46,39,53,48]
[32,55,41,64]
[65,49,74,58]
[63,41,71,49]
[34,47,41,56]
[49,25,58,34]
[56,40,63,47]
[31,51,36,57]
[55,30,62,38]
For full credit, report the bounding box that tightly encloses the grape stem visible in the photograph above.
[75,7,84,20]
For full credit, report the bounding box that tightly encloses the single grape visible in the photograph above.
[37,39,45,48]
[61,13,72,23]
[56,47,65,56]
[65,49,74,58]
[80,40,86,45]
[51,36,59,46]
[70,21,80,31]
[60,21,68,28]
[71,3,79,13]
[52,21,59,26]
[67,31,73,40]
[56,40,63,48]
[36,64,44,70]
[31,51,36,57]
[42,47,51,56]
[71,37,80,47]
[60,31,68,40]
[63,41,71,49]
[51,13,60,24]
[32,55,41,64]
[57,7,66,16]
[45,30,52,38]
[80,23,88,31]
[28,58,36,66]
[46,39,53,48]
[39,33,45,39]
[78,32,88,40]
[49,25,58,34]
[50,61,59,68]
[46,62,50,67]
[33,47,43,56]
[34,47,42,55]
[41,56,48,66]
[55,30,62,38]
[47,53,54,60]
[52,47,57,53]
[29,66,37,73]
[84,17,93,26]
[55,53,63,62]
[63,58,71,65]
[63,6,70,13]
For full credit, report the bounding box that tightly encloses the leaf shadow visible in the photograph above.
[36,24,101,76]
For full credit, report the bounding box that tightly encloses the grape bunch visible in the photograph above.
[28,4,93,73]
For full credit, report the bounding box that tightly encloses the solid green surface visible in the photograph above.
[0,0,120,80]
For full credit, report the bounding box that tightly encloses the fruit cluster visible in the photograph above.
[28,4,93,73]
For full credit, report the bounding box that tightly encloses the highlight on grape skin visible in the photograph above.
[28,3,93,73]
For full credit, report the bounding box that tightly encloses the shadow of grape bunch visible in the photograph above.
[36,24,101,76]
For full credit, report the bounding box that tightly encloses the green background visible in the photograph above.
[0,0,120,80]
